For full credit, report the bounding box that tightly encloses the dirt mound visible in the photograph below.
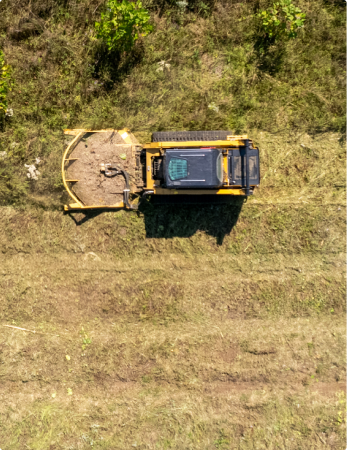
[65,130,141,206]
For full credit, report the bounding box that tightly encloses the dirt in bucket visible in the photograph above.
[65,131,140,206]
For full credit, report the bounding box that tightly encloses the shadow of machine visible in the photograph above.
[66,196,245,246]
[139,196,245,245]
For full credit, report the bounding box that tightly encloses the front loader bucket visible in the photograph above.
[62,129,142,210]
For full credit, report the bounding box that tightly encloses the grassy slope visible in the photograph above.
[0,0,345,448]
[0,0,345,204]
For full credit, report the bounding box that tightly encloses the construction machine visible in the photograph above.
[62,129,260,210]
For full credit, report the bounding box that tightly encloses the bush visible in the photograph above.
[257,0,306,40]
[95,0,153,52]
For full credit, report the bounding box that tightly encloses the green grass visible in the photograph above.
[0,0,345,203]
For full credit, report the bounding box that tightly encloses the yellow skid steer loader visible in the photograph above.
[62,129,260,210]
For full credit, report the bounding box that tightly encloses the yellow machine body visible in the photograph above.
[62,129,259,211]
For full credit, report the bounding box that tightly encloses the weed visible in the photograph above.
[214,429,230,448]
[80,327,92,351]
[142,375,152,383]
[336,392,346,426]
[0,0,343,203]
[307,342,314,355]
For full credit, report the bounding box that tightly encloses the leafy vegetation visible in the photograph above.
[0,49,12,116]
[95,0,153,52]
[257,0,306,40]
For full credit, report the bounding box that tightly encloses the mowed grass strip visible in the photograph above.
[0,317,345,449]
[0,383,345,449]
[0,253,345,390]
[0,252,345,324]
[0,203,344,254]
[0,199,344,448]
[1,316,345,386]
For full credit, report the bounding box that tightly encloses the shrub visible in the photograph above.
[0,50,12,115]
[95,0,153,52]
[257,0,306,40]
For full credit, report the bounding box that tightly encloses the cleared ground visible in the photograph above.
[0,197,345,449]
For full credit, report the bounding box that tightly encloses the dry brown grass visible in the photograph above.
[249,131,345,206]
[0,221,345,448]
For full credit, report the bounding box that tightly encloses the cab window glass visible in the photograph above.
[168,158,188,181]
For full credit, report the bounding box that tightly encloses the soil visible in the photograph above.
[65,131,140,206]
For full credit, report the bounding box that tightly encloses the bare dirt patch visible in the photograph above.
[66,131,140,206]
